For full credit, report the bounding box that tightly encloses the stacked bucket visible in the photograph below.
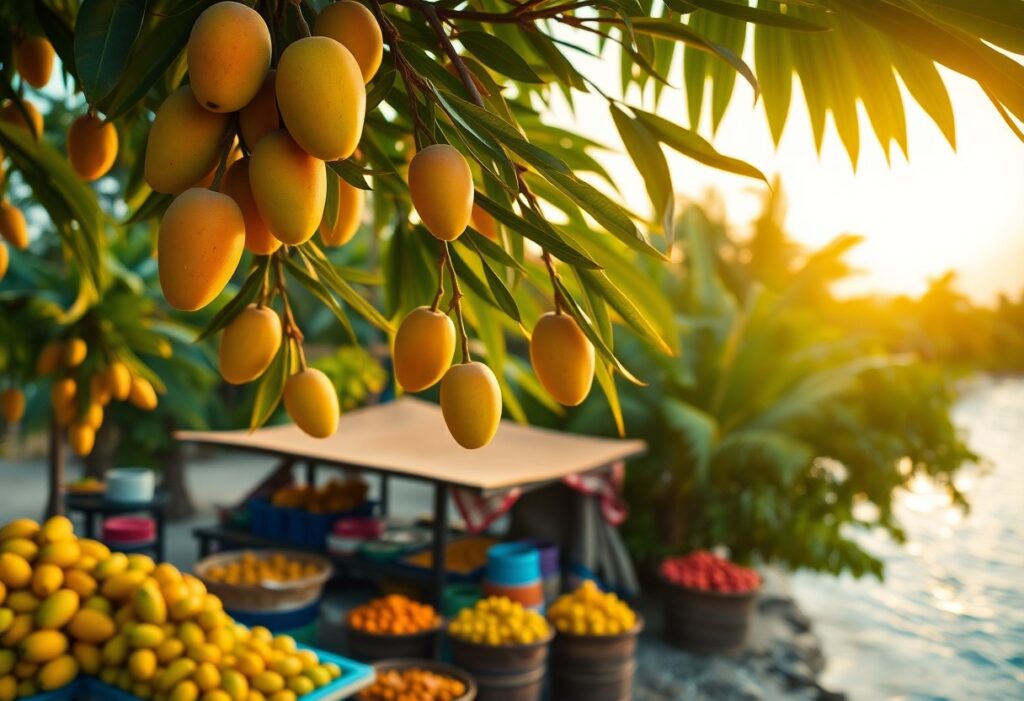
[483,543,546,612]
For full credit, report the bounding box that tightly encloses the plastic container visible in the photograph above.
[550,616,644,701]
[102,516,155,548]
[520,539,560,602]
[485,543,541,586]
[443,583,483,618]
[248,498,377,549]
[328,516,385,556]
[105,468,155,503]
[482,580,544,610]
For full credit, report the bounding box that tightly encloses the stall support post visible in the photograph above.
[379,474,390,517]
[431,482,449,612]
[305,460,317,487]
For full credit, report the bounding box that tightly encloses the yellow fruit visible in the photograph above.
[128,375,159,411]
[127,554,155,573]
[31,565,62,598]
[0,613,30,647]
[283,369,340,439]
[14,36,54,89]
[153,563,183,588]
[204,691,233,701]
[82,402,104,430]
[287,676,313,696]
[160,659,197,692]
[249,130,326,245]
[269,656,301,677]
[6,591,38,614]
[170,679,201,701]
[440,362,502,449]
[219,158,281,256]
[0,553,32,589]
[0,675,13,701]
[63,338,87,368]
[267,693,295,701]
[0,100,43,138]
[145,86,231,194]
[0,201,28,250]
[170,595,203,622]
[304,667,330,688]
[235,652,264,677]
[0,610,12,635]
[207,628,233,653]
[0,520,37,543]
[239,71,278,151]
[63,570,97,600]
[67,114,118,180]
[0,390,24,424]
[36,589,79,629]
[103,362,132,401]
[275,36,365,161]
[101,569,148,601]
[130,648,158,681]
[252,671,284,694]
[157,638,185,665]
[193,661,220,690]
[20,630,68,663]
[219,305,282,385]
[37,654,77,691]
[221,669,249,701]
[408,145,474,241]
[128,623,165,649]
[95,552,129,579]
[158,188,245,311]
[90,374,111,406]
[38,539,81,568]
[314,0,382,84]
[69,607,116,644]
[136,582,168,625]
[0,242,7,281]
[187,2,271,113]
[471,203,499,240]
[37,344,63,375]
[69,422,96,457]
[393,306,456,392]
[0,539,37,562]
[71,642,101,675]
[319,175,363,247]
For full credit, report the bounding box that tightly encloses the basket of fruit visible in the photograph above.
[447,597,553,701]
[659,550,761,654]
[344,594,443,662]
[547,580,643,701]
[357,660,477,701]
[195,549,332,612]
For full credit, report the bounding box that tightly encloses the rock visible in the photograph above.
[696,662,766,701]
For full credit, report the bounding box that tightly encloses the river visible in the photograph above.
[792,377,1024,700]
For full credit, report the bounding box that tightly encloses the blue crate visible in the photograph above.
[17,681,82,701]
[249,499,377,550]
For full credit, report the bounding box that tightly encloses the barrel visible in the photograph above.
[345,623,441,662]
[450,633,552,701]
[663,581,756,654]
[485,543,544,612]
[550,616,643,701]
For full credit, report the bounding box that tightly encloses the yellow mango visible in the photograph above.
[35,589,79,629]
[0,242,7,281]
[0,610,12,636]
[239,71,278,151]
[204,690,233,701]
[471,203,499,240]
[194,661,220,691]
[37,654,77,691]
[5,591,38,614]
[220,158,281,255]
[440,362,502,449]
[0,553,31,589]
[135,581,168,625]
[31,564,63,598]
[36,343,62,375]
[83,402,104,430]
[160,658,197,691]
[69,422,96,457]
[130,648,158,680]
[19,630,68,663]
[129,375,159,411]
[0,389,24,424]
[219,305,282,385]
[101,569,148,602]
[14,36,54,89]
[283,369,340,439]
[71,642,101,675]
[0,201,27,250]
[90,374,111,406]
[153,563,182,588]
[68,607,116,644]
[95,552,129,579]
[158,188,245,311]
[408,144,474,241]
[393,306,456,392]
[64,338,87,367]
[0,614,30,647]
[38,516,73,542]
[0,675,13,701]
[187,2,271,113]
[249,130,325,244]
[222,668,249,701]
[0,520,37,543]
[128,623,165,649]
[275,36,365,161]
[252,671,284,694]
[104,361,132,401]
[127,554,155,573]
[0,100,43,138]
[319,175,363,246]
[63,570,97,599]
[144,86,230,194]
[314,1,383,83]
[38,539,81,568]
[67,114,118,181]
[170,679,200,701]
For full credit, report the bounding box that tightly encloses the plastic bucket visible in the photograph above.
[486,543,540,586]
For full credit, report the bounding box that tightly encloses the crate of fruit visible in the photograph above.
[399,536,498,583]
[250,479,375,549]
[194,549,332,612]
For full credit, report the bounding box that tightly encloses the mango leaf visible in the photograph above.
[609,104,674,237]
[327,159,390,191]
[282,255,357,344]
[686,0,829,30]
[365,67,396,113]
[322,168,340,233]
[74,0,146,104]
[458,31,544,84]
[250,340,289,431]
[195,257,270,341]
[124,191,172,225]
[576,267,674,355]
[466,227,525,273]
[34,3,78,81]
[467,240,521,322]
[299,245,394,332]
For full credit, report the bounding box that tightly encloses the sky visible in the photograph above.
[552,51,1024,304]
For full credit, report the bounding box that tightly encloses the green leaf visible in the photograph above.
[577,267,674,355]
[327,158,389,191]
[195,258,270,342]
[468,240,521,323]
[282,255,357,344]
[661,398,718,479]
[322,167,340,233]
[365,67,396,113]
[686,0,829,30]
[34,3,78,81]
[74,0,146,104]
[299,245,394,332]
[250,339,289,431]
[753,19,793,146]
[124,191,172,225]
[457,31,544,83]
[465,226,525,273]
[609,104,674,236]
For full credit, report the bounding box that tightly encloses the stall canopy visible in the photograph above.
[176,397,646,494]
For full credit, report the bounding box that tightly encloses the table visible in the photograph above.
[176,397,646,608]
[64,490,170,561]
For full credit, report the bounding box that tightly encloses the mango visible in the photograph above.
[169,679,200,701]
[239,71,278,151]
[20,630,68,663]
[63,570,97,599]
[440,362,502,449]
[129,648,158,680]
[220,158,280,255]
[252,671,285,694]
[36,343,62,375]
[37,654,77,691]
[219,305,282,385]
[194,138,242,189]
[101,569,147,602]
[408,144,474,241]
[129,375,159,410]
[314,1,383,84]
[38,539,80,568]
[0,610,11,636]
[69,422,96,457]
[5,592,38,614]
[471,203,499,240]
[0,201,27,250]
[0,614,30,647]
[283,369,340,439]
[187,2,271,113]
[159,188,245,311]
[63,338,87,368]
[71,642,101,675]
[275,36,365,161]
[0,100,43,138]
[145,86,231,194]
[222,668,249,700]
[393,307,456,392]
[153,562,183,588]
[95,552,129,579]
[319,175,363,246]
[127,554,155,573]
[194,661,220,690]
[157,637,185,663]
[0,520,38,543]
[0,242,7,281]
[0,675,13,701]
[159,658,197,691]
[0,390,24,424]
[102,634,129,666]
[0,553,31,589]
[204,690,233,701]
[14,36,54,89]
[67,114,118,181]
[128,623,165,649]
[103,362,132,401]
[83,402,104,430]
[135,581,168,625]
[90,375,111,406]
[68,607,116,644]
[36,589,79,629]
[31,564,63,598]
[249,130,326,244]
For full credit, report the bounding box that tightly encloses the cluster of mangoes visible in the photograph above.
[446,596,550,647]
[269,478,368,515]
[547,580,637,637]
[203,552,323,587]
[356,667,467,701]
[346,595,440,637]
[35,338,157,456]
[0,515,342,700]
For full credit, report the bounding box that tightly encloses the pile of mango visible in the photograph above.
[269,479,368,515]
[346,595,440,637]
[447,597,550,647]
[403,537,495,576]
[0,515,341,700]
[357,667,467,701]
[203,552,323,587]
[547,580,638,637]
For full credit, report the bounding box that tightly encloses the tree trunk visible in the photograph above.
[83,422,119,480]
[160,419,195,520]
[45,420,64,519]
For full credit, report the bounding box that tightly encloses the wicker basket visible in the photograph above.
[194,550,332,613]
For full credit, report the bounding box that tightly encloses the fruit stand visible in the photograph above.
[176,397,646,609]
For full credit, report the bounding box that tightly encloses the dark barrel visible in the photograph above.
[663,581,756,655]
[549,617,643,701]
[449,633,552,701]
[345,623,441,662]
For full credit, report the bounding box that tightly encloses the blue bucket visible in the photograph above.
[486,542,541,586]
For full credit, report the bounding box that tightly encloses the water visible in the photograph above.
[793,377,1024,701]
